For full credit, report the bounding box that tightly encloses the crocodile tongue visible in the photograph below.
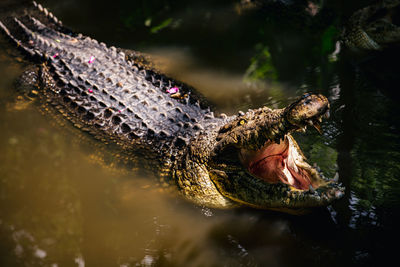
[239,136,313,190]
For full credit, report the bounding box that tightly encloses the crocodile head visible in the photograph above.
[184,93,344,214]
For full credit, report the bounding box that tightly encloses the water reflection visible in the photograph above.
[0,0,399,266]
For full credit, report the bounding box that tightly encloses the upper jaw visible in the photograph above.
[214,93,331,154]
[284,93,331,135]
[292,110,330,134]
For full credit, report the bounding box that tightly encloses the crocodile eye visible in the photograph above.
[239,119,246,125]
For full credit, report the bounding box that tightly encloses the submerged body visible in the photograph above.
[0,1,343,213]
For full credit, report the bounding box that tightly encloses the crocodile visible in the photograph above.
[0,1,344,214]
[343,0,400,50]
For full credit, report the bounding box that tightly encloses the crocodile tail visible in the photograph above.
[0,1,73,59]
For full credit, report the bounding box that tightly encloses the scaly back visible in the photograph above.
[0,1,226,158]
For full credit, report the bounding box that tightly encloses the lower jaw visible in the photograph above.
[210,167,344,213]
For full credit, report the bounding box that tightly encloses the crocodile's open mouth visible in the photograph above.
[209,93,344,212]
[239,135,318,190]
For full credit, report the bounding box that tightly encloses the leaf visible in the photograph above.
[150,18,173,34]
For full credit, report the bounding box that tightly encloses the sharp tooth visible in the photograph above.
[313,124,322,134]
[333,172,339,182]
[324,110,330,119]
[307,120,313,126]
[313,121,322,134]
[301,127,306,133]
[309,185,315,193]
[318,116,322,123]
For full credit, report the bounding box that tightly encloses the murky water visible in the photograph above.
[1,0,400,266]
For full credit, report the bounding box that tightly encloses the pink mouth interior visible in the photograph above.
[239,138,312,190]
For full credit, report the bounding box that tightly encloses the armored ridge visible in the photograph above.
[0,2,229,161]
[0,1,344,213]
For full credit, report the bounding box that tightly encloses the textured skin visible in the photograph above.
[343,0,400,50]
[0,2,344,212]
[0,1,234,206]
